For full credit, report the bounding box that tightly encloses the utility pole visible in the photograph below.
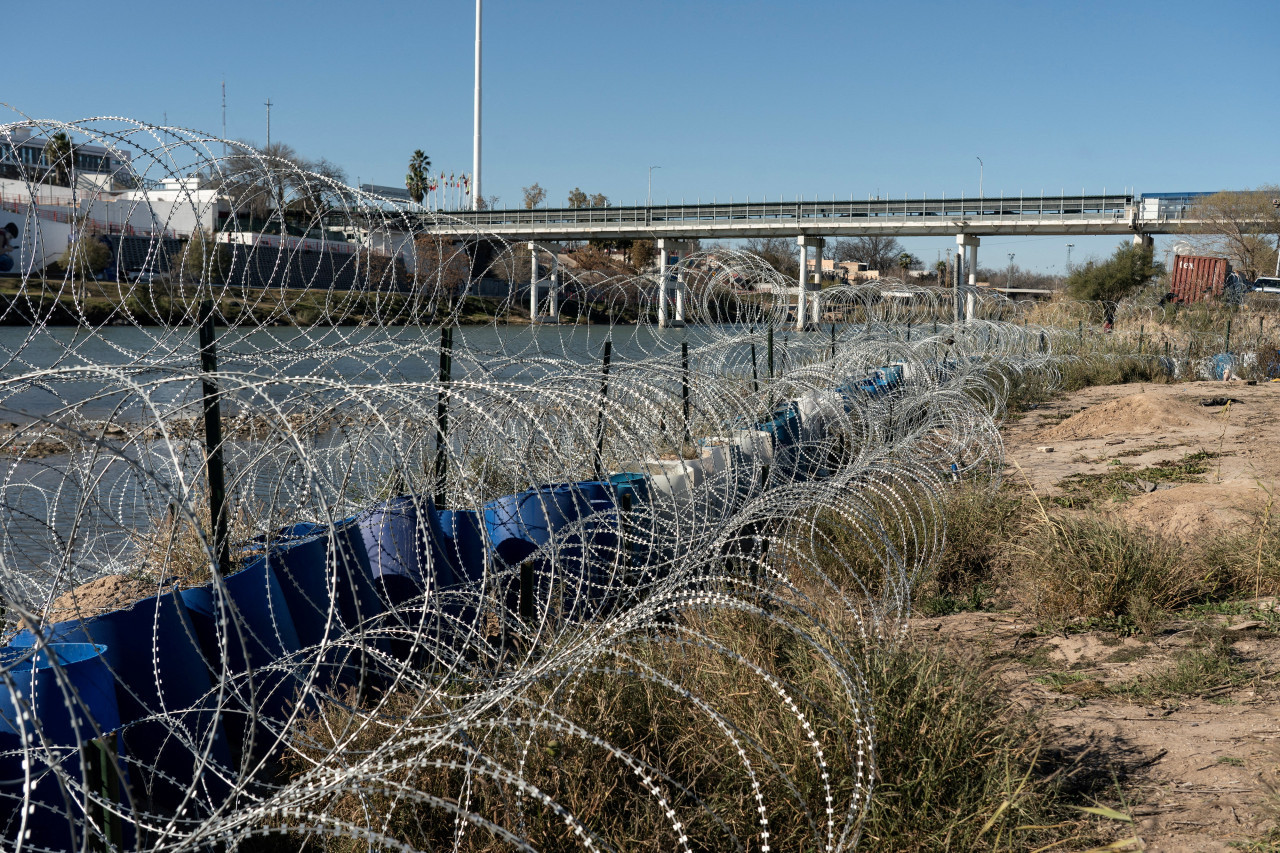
[221,79,227,157]
[264,98,272,149]
[1273,199,1279,276]
[472,0,482,210]
[1065,243,1074,272]
[1007,253,1015,291]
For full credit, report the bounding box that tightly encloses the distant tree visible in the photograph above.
[588,192,609,208]
[174,230,232,285]
[627,239,655,271]
[832,235,904,272]
[567,187,589,209]
[217,140,300,220]
[59,233,111,284]
[405,149,431,205]
[1183,187,1280,280]
[43,132,74,186]
[293,156,347,223]
[476,194,500,210]
[897,252,918,279]
[745,237,799,274]
[1065,242,1163,312]
[522,183,546,209]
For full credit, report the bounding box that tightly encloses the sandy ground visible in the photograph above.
[915,379,1280,851]
[1004,380,1280,522]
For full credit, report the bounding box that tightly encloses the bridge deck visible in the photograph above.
[371,193,1213,240]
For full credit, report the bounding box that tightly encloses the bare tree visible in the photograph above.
[522,183,546,209]
[744,237,799,274]
[476,194,501,210]
[588,192,608,208]
[1183,187,1280,280]
[830,236,904,272]
[567,187,588,209]
[212,141,347,227]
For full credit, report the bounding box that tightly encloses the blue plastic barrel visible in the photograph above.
[608,472,650,508]
[180,559,302,770]
[436,509,486,588]
[0,643,119,850]
[8,588,234,820]
[353,495,451,608]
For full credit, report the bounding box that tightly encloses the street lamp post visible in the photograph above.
[648,165,661,207]
[1065,243,1074,272]
[1007,253,1015,290]
[976,156,983,199]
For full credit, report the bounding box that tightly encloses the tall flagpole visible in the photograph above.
[473,0,482,210]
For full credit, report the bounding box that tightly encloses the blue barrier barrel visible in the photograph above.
[0,643,118,746]
[433,509,487,647]
[351,495,454,665]
[0,643,119,850]
[436,509,486,588]
[180,559,302,770]
[1207,352,1235,380]
[608,472,650,507]
[608,472,653,576]
[353,495,451,608]
[317,518,395,689]
[8,589,234,821]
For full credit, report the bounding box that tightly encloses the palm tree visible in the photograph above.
[406,149,430,205]
[43,131,74,186]
[897,252,916,281]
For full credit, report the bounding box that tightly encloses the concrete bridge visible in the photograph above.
[423,191,1224,330]
[435,192,1215,242]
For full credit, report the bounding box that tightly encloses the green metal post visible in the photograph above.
[767,325,775,378]
[198,300,230,580]
[434,325,453,508]
[593,339,612,481]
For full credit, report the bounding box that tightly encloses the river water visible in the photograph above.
[0,322,837,581]
[0,323,779,424]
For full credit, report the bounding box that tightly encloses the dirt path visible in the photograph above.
[914,608,1280,851]
[915,379,1280,851]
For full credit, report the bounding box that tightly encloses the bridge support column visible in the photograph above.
[656,238,688,328]
[1133,232,1153,250]
[529,242,540,320]
[957,234,980,287]
[528,242,560,324]
[811,237,824,326]
[549,262,561,321]
[796,236,823,330]
[957,234,979,322]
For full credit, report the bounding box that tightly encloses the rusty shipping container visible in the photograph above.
[1170,254,1230,304]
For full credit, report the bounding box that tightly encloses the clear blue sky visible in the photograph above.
[8,0,1277,272]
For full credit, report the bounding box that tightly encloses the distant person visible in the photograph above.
[0,222,18,273]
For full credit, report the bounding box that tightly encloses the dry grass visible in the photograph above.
[275,606,1070,852]
[128,497,264,588]
[279,606,872,851]
[1003,513,1219,628]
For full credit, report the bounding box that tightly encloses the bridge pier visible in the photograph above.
[656,238,690,328]
[957,234,980,288]
[796,235,823,330]
[528,242,560,323]
[1132,232,1153,250]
